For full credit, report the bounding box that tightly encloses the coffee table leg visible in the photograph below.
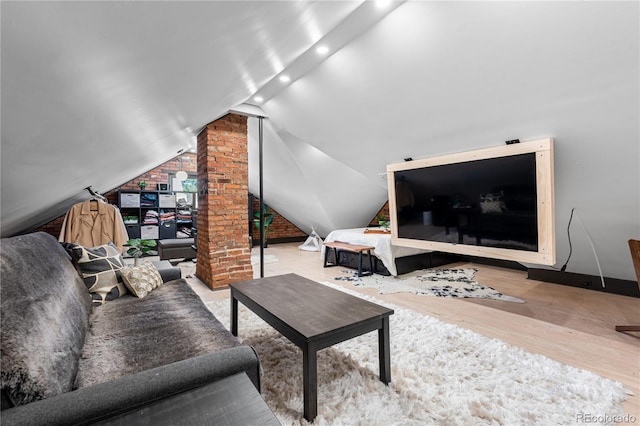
[231,295,238,336]
[302,345,318,421]
[378,316,391,384]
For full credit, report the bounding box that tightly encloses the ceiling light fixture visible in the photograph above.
[245,1,405,106]
[176,153,188,181]
[176,170,188,181]
[316,45,329,55]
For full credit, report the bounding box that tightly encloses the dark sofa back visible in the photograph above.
[1,232,92,407]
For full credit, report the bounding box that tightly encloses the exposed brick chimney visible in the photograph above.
[196,113,253,289]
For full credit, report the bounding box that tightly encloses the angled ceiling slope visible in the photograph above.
[1,0,381,237]
[247,117,388,238]
[252,0,639,282]
[2,1,638,283]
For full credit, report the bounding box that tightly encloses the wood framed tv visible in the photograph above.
[387,138,555,265]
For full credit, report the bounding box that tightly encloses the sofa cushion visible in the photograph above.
[71,242,128,305]
[1,232,93,407]
[120,261,163,298]
[75,280,242,388]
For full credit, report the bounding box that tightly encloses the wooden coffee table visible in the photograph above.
[230,273,394,422]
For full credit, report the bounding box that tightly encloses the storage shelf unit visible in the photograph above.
[118,190,196,241]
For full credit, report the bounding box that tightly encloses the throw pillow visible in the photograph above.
[71,242,127,306]
[120,262,163,298]
[480,192,507,214]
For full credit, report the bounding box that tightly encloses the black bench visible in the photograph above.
[158,238,196,261]
[323,241,375,277]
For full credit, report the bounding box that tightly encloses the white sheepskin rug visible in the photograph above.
[335,268,524,303]
[206,283,629,425]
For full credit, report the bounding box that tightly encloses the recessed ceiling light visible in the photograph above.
[253,96,264,103]
[376,0,392,8]
[316,45,329,55]
[279,75,290,83]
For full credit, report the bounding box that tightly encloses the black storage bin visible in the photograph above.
[159,221,177,239]
[125,224,141,239]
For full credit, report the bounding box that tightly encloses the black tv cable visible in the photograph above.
[560,208,575,272]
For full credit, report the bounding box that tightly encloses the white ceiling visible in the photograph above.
[1,0,374,235]
[2,1,639,280]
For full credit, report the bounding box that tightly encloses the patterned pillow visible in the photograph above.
[71,243,127,305]
[480,192,507,214]
[120,262,163,298]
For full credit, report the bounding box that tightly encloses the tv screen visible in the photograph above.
[387,139,555,265]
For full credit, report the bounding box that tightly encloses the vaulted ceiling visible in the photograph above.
[2,1,638,280]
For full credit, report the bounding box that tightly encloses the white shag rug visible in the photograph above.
[206,283,629,425]
[335,268,524,303]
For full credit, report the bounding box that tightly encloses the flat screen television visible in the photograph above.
[387,138,555,265]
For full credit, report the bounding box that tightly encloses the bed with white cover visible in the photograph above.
[321,228,431,276]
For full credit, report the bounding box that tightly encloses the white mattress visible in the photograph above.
[322,228,430,276]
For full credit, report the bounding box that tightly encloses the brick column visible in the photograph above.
[196,113,253,289]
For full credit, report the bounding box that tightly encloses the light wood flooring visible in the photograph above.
[181,243,640,419]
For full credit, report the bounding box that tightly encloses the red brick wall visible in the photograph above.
[369,202,391,226]
[250,196,306,242]
[196,114,253,289]
[36,153,197,238]
[115,153,197,192]
[36,215,66,238]
[38,149,385,244]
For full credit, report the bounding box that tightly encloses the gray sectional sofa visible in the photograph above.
[0,232,261,425]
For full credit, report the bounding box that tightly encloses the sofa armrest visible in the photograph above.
[152,260,182,282]
[1,346,260,426]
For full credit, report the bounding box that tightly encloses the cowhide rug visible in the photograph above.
[334,268,524,303]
